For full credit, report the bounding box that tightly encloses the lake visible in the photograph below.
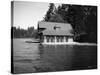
[12,38,97,74]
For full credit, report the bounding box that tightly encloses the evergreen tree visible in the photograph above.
[44,3,55,21]
[43,3,97,43]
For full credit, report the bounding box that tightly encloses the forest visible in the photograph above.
[11,26,38,38]
[43,3,97,43]
[12,3,97,43]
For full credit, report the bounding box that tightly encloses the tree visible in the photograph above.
[43,3,97,43]
[27,27,34,37]
[44,3,55,21]
[12,26,38,38]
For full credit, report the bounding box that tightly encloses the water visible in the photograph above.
[12,38,97,74]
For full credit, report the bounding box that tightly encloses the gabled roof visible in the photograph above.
[38,21,73,36]
[38,21,73,31]
[43,30,73,36]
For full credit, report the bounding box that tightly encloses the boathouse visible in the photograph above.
[38,21,74,44]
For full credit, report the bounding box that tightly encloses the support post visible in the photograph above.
[44,36,46,43]
[64,36,66,42]
[55,36,57,43]
[49,36,51,43]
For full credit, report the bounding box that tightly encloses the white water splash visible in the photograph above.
[42,42,97,46]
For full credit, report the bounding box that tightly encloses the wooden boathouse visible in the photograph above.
[38,21,74,44]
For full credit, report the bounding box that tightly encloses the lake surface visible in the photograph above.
[12,38,97,74]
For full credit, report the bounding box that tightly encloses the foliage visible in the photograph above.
[44,3,55,21]
[43,3,97,43]
[12,26,38,38]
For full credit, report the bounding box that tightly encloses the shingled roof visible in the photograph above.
[38,21,73,36]
[42,30,73,36]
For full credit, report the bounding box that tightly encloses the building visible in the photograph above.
[38,21,74,44]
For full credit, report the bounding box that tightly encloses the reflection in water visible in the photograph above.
[13,39,97,74]
[36,44,74,71]
[38,44,97,71]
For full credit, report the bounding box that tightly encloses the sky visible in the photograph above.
[13,1,60,29]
